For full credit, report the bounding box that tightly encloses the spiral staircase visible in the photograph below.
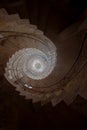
[0,8,87,106]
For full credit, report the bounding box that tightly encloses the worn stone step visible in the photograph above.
[51,90,63,106]
[0,8,8,17]
[57,21,82,41]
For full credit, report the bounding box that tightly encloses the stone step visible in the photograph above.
[17,19,30,25]
[51,90,63,106]
[19,90,32,99]
[34,29,44,35]
[57,21,82,42]
[0,21,37,34]
[4,14,20,22]
[63,83,78,105]
[32,92,43,103]
[0,8,8,17]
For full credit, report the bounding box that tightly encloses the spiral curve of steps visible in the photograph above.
[0,8,87,106]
